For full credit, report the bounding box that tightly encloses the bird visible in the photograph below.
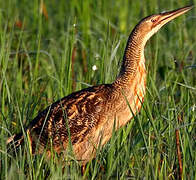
[7,5,193,165]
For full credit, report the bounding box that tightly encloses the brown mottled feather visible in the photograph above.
[29,85,110,148]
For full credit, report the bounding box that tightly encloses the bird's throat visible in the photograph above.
[114,27,147,88]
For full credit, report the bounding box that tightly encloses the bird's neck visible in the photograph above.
[114,27,148,88]
[110,27,148,125]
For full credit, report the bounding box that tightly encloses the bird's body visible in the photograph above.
[7,5,192,165]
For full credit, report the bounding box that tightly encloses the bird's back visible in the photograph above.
[8,84,119,162]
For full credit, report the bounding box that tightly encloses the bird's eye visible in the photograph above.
[151,19,157,23]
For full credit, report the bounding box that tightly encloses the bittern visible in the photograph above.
[7,6,192,165]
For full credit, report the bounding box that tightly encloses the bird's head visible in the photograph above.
[135,5,193,42]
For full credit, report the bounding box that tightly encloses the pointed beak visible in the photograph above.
[158,5,193,26]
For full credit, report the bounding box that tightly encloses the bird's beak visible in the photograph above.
[158,5,193,26]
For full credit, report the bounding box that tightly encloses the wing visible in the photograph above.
[27,84,112,153]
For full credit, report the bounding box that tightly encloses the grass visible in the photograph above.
[0,0,196,179]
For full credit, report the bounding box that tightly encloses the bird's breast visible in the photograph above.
[116,61,147,127]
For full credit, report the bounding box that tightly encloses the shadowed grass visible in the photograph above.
[0,0,195,179]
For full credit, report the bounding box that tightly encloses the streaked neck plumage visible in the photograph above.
[114,24,149,87]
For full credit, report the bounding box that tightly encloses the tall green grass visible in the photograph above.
[0,0,195,179]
